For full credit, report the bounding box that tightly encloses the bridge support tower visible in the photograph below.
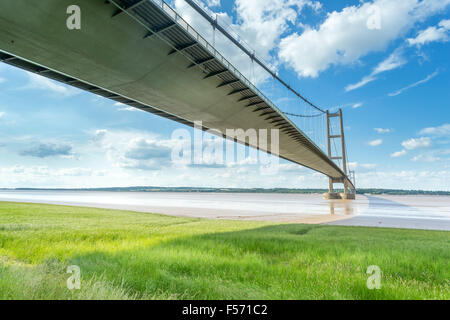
[323,109,356,200]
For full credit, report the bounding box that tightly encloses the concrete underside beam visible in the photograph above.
[0,0,352,184]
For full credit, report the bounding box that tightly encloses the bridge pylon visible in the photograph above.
[323,109,356,200]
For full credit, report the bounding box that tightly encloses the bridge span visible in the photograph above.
[0,0,355,196]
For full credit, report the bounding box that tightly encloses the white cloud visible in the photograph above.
[276,163,306,172]
[124,138,172,160]
[361,164,377,169]
[114,102,143,112]
[58,168,95,176]
[345,76,377,92]
[0,166,104,178]
[174,0,321,84]
[374,128,392,134]
[25,72,80,97]
[345,48,406,91]
[391,137,432,158]
[19,142,73,158]
[0,165,108,188]
[176,0,450,87]
[441,20,450,29]
[329,102,364,111]
[117,106,142,112]
[408,19,450,46]
[388,70,438,96]
[203,0,221,7]
[412,154,441,162]
[368,139,383,146]
[279,0,450,78]
[391,150,407,158]
[0,111,4,118]
[348,162,377,171]
[352,170,450,190]
[402,137,431,150]
[373,49,408,74]
[0,77,5,84]
[92,129,176,171]
[232,0,322,61]
[419,123,450,136]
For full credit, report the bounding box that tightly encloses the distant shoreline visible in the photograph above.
[1,187,449,196]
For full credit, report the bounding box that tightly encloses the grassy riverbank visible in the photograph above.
[0,202,448,300]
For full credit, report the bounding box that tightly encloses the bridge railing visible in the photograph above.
[152,0,257,93]
[150,0,322,138]
[183,0,277,73]
[147,0,328,154]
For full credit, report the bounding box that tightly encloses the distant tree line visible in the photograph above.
[7,187,450,195]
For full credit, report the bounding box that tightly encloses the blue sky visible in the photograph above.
[0,0,449,190]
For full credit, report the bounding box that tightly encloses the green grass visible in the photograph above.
[0,201,448,300]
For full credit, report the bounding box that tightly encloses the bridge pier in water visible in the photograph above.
[323,109,356,200]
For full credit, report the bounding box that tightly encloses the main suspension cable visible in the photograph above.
[184,0,327,114]
[284,112,325,118]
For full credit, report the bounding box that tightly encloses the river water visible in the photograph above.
[0,190,449,231]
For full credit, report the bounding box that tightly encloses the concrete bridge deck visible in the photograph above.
[0,0,354,188]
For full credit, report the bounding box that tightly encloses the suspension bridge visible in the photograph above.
[0,0,356,199]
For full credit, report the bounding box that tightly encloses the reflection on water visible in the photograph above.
[0,190,364,218]
[329,201,354,216]
[0,190,449,222]
[364,195,450,219]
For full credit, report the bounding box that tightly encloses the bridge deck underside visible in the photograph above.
[0,0,352,185]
